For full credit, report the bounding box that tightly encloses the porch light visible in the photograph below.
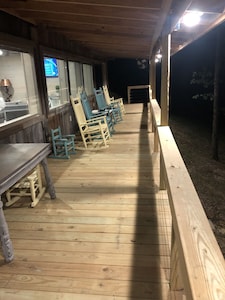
[181,11,203,27]
[155,53,162,63]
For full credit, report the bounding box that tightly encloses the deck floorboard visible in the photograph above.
[1,103,172,300]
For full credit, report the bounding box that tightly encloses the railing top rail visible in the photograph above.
[127,84,150,90]
[149,99,161,126]
[149,95,225,299]
[158,125,225,299]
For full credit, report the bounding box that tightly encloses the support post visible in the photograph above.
[102,62,108,87]
[0,197,14,262]
[41,158,56,199]
[160,34,171,126]
[150,57,156,100]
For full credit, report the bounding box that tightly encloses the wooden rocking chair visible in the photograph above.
[70,96,110,149]
[80,90,114,135]
[49,126,76,159]
[94,87,123,123]
[103,85,126,115]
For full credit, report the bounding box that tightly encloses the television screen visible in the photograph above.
[44,57,59,77]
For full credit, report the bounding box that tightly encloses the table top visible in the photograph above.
[0,143,51,194]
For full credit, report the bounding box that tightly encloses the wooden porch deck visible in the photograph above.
[0,103,172,300]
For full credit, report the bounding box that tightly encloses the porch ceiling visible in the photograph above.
[1,0,225,60]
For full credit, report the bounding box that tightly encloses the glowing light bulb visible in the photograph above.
[182,11,203,27]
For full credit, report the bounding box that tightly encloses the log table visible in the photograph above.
[0,143,56,262]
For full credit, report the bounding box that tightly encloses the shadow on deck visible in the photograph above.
[129,104,171,299]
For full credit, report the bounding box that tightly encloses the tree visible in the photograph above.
[211,28,222,160]
[190,68,214,101]
[190,27,223,160]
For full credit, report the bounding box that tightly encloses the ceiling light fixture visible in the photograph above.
[181,11,203,27]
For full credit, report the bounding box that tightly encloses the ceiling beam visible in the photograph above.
[49,22,154,38]
[21,11,158,28]
[12,0,161,9]
[0,2,160,21]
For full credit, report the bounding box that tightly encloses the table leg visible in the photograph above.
[41,158,56,199]
[0,198,14,262]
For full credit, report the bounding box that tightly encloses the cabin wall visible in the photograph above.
[47,105,78,140]
[0,11,100,146]
[0,116,45,143]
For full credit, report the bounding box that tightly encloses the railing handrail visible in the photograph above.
[149,98,225,299]
[127,84,150,104]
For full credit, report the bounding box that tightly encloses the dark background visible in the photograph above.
[104,22,225,128]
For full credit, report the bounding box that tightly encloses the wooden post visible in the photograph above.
[170,227,184,292]
[150,58,156,100]
[102,62,108,87]
[159,153,166,190]
[127,86,131,104]
[30,27,49,117]
[41,158,56,199]
[0,197,14,262]
[160,34,171,126]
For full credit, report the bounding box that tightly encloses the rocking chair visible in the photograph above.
[80,90,114,135]
[94,87,123,123]
[102,85,126,115]
[70,96,110,149]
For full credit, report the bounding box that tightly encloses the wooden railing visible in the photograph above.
[149,96,225,299]
[127,84,150,104]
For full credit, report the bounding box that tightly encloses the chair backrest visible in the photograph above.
[70,96,87,125]
[51,126,62,141]
[77,86,83,98]
[80,90,93,119]
[102,85,111,105]
[94,87,107,110]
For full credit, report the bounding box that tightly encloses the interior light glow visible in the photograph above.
[155,52,162,63]
[0,50,3,56]
[182,11,203,27]
[156,53,162,59]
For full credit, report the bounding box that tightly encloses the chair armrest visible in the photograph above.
[62,134,75,139]
[109,103,120,109]
[86,115,107,123]
[92,110,107,117]
[110,98,123,104]
[55,138,68,142]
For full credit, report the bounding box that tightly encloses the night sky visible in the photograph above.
[169,27,217,121]
[108,58,149,100]
[107,22,225,125]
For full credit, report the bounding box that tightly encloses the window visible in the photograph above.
[0,49,39,124]
[83,64,94,96]
[68,61,84,98]
[45,57,69,109]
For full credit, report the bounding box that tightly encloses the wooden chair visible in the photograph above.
[50,126,76,159]
[103,85,126,115]
[70,96,111,149]
[6,164,45,208]
[80,90,114,135]
[94,87,123,123]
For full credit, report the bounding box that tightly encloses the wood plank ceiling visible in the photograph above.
[0,0,225,60]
